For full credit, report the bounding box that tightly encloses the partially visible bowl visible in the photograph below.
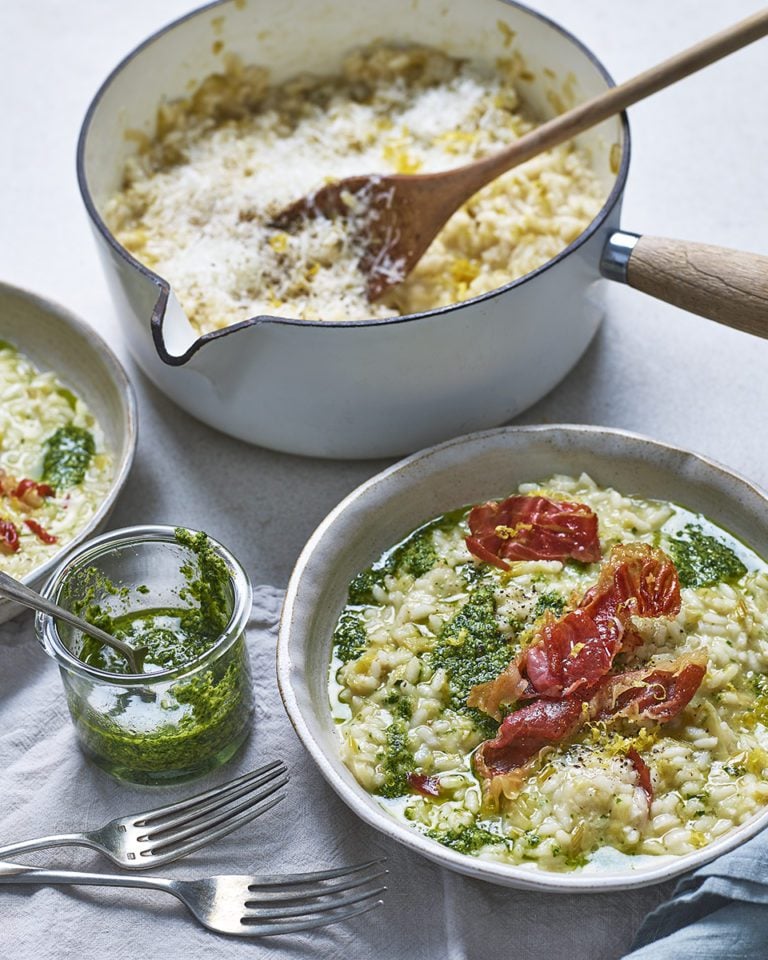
[277,424,768,891]
[0,282,137,623]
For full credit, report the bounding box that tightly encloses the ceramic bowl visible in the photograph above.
[277,424,768,891]
[0,282,137,624]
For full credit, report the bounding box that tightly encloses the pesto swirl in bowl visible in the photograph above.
[329,474,768,873]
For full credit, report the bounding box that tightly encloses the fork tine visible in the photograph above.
[245,867,387,904]
[143,781,287,856]
[241,885,388,921]
[139,769,288,841]
[235,897,384,937]
[246,858,387,888]
[142,794,285,862]
[135,761,287,828]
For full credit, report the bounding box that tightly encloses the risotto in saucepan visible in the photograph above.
[105,44,605,331]
[329,474,768,872]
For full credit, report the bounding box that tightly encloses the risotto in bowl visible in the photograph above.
[277,425,768,890]
[0,283,136,623]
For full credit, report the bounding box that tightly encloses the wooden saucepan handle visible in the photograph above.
[602,232,768,338]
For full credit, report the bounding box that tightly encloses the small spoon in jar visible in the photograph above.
[272,9,768,302]
[0,571,147,674]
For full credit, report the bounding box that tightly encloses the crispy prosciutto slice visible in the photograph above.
[474,699,584,781]
[466,495,601,571]
[0,471,55,509]
[0,519,20,554]
[627,748,653,803]
[474,654,706,788]
[24,519,57,545]
[591,653,707,723]
[467,662,528,721]
[470,538,700,798]
[407,773,442,797]
[580,541,681,626]
[525,607,621,699]
[13,478,55,509]
[527,543,682,698]
[470,543,683,712]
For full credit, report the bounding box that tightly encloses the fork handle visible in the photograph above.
[0,834,93,860]
[0,860,174,894]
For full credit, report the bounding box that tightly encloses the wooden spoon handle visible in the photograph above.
[459,8,768,194]
[625,236,768,338]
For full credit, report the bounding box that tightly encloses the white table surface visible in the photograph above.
[1,1,767,957]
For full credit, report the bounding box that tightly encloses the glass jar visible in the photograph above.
[35,525,254,785]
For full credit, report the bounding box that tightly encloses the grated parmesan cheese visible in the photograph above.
[105,45,606,333]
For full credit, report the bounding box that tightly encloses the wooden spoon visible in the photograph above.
[273,9,768,303]
[0,570,147,674]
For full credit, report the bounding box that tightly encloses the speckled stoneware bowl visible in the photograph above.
[0,282,137,624]
[277,424,768,891]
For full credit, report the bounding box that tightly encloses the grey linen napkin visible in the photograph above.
[624,829,768,958]
[0,585,680,960]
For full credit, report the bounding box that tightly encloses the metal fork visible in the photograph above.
[0,761,288,869]
[0,859,387,936]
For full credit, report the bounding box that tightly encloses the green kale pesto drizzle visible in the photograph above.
[336,515,459,662]
[42,424,95,489]
[333,610,368,664]
[429,586,510,739]
[334,510,510,799]
[346,509,464,606]
[61,529,252,781]
[667,524,748,589]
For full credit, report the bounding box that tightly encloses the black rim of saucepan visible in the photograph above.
[75,0,631,367]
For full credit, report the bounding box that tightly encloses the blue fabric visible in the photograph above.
[624,829,768,958]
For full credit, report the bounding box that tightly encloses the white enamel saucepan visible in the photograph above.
[77,0,768,459]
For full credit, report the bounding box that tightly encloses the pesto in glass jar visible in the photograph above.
[36,526,254,784]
